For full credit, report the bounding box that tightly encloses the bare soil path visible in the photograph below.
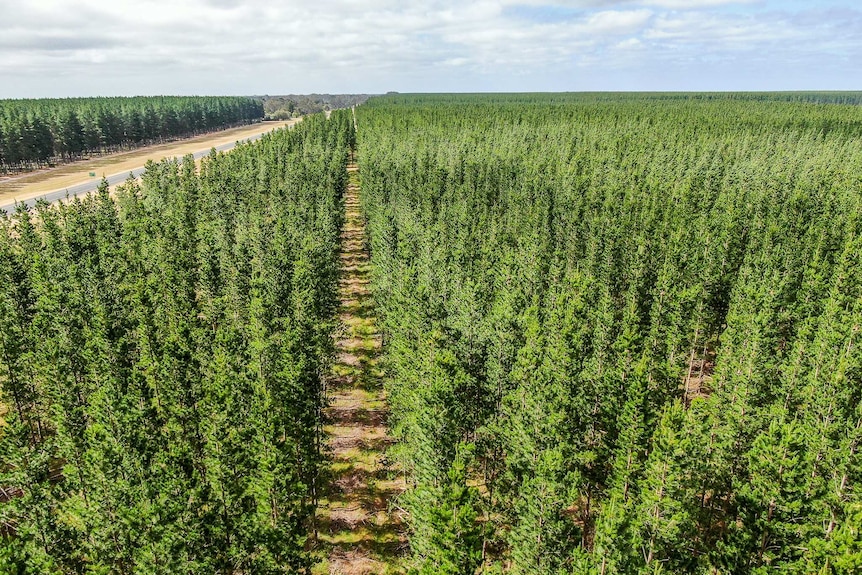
[315,158,406,575]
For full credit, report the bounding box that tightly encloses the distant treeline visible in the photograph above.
[259,94,371,120]
[374,91,862,106]
[593,91,862,105]
[0,96,264,173]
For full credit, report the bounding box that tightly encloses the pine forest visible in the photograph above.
[0,96,264,173]
[1,111,351,572]
[2,93,862,574]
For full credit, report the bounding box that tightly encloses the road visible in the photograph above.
[0,130,274,213]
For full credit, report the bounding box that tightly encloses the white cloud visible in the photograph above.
[0,0,859,95]
[586,9,653,33]
[644,11,802,49]
[614,37,643,49]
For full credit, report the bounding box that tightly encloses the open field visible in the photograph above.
[0,119,297,210]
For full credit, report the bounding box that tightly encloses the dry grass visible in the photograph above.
[315,161,407,575]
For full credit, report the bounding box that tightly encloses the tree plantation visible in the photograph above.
[356,94,862,574]
[0,96,264,173]
[1,93,861,574]
[0,111,352,572]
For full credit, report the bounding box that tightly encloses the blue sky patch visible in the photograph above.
[503,4,585,24]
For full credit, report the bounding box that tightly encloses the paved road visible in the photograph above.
[0,130,273,213]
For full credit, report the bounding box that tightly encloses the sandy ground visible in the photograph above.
[0,119,299,206]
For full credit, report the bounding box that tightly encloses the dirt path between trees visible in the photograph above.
[315,158,406,575]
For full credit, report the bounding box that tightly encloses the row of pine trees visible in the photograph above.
[0,96,264,172]
[3,93,861,573]
[0,111,354,573]
[356,94,862,574]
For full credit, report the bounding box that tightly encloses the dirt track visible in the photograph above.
[315,158,406,575]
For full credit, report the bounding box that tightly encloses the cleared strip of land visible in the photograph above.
[0,119,298,211]
[315,159,406,575]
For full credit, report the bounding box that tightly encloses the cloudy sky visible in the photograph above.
[0,0,858,97]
